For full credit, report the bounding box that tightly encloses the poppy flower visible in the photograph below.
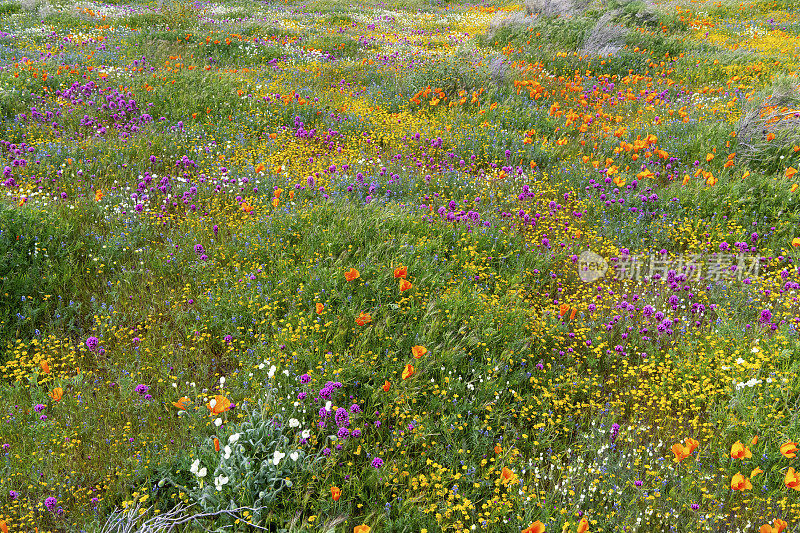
[685,437,699,454]
[399,279,412,292]
[40,360,50,374]
[731,472,752,491]
[750,467,764,477]
[213,438,220,452]
[206,395,231,415]
[751,435,759,446]
[331,486,341,501]
[500,467,516,484]
[271,198,279,208]
[785,467,800,490]
[558,303,570,317]
[345,268,360,281]
[730,440,752,460]
[354,525,370,533]
[412,346,427,359]
[785,167,797,179]
[792,238,800,248]
[355,312,371,326]
[767,132,776,141]
[95,189,103,202]
[316,303,324,314]
[274,188,283,199]
[172,397,190,410]
[393,266,407,278]
[382,380,391,392]
[48,388,63,402]
[760,518,788,533]
[671,441,690,462]
[671,438,698,462]
[494,444,502,454]
[522,521,545,533]
[0,520,7,533]
[577,517,589,533]
[401,364,415,380]
[780,441,798,458]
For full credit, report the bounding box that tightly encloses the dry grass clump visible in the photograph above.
[737,74,800,170]
[580,11,628,56]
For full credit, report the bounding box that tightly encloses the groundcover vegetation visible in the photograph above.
[1,0,800,530]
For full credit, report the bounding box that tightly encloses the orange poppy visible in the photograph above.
[705,153,714,162]
[685,437,699,454]
[751,435,759,446]
[355,312,371,326]
[671,438,698,462]
[40,360,50,374]
[500,467,516,483]
[172,397,190,410]
[274,188,283,199]
[558,303,570,317]
[751,467,764,477]
[780,441,798,458]
[577,517,589,533]
[785,167,797,179]
[767,132,776,141]
[393,266,407,278]
[412,346,427,359]
[316,303,324,314]
[48,387,64,402]
[569,308,577,321]
[345,268,360,281]
[731,472,752,491]
[401,364,415,380]
[331,486,341,501]
[730,440,752,460]
[95,189,103,202]
[214,438,220,452]
[0,520,7,533]
[206,395,231,415]
[785,467,800,490]
[382,380,391,392]
[271,198,279,208]
[792,238,800,248]
[354,526,370,533]
[399,279,412,292]
[759,518,788,533]
[522,521,545,533]
[494,444,502,454]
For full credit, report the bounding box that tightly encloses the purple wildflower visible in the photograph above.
[85,336,99,351]
[44,496,57,511]
[335,407,350,427]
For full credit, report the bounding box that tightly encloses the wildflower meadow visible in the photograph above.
[1,0,800,529]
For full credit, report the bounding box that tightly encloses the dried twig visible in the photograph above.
[101,502,276,533]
